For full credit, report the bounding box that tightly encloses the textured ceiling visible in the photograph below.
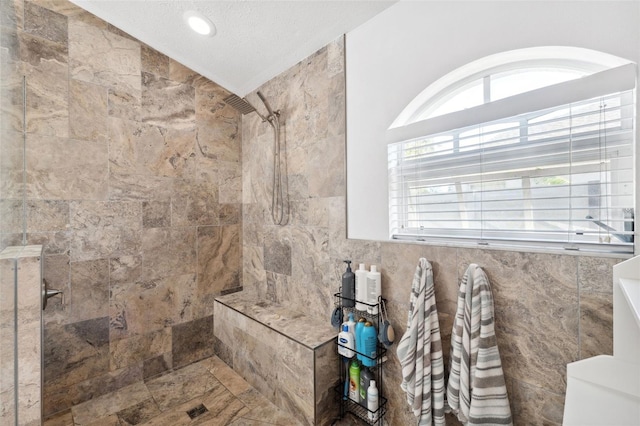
[70,0,396,96]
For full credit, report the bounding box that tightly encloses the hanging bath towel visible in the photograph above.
[446,264,512,425]
[397,258,446,426]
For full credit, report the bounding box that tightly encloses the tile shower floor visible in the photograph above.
[44,356,362,426]
[43,356,292,426]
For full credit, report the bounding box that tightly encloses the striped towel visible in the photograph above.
[446,264,512,425]
[397,258,446,426]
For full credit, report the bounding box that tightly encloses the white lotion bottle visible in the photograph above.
[337,324,355,358]
[366,265,381,314]
[355,263,368,311]
[367,380,379,421]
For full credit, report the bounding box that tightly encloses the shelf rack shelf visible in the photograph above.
[333,291,387,425]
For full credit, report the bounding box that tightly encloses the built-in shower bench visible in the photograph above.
[214,292,338,426]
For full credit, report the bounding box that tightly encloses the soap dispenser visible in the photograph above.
[342,260,355,307]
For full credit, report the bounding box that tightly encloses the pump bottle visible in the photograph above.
[342,260,355,307]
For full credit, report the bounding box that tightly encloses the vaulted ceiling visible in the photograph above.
[71,0,396,96]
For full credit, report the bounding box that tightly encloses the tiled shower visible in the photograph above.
[0,1,625,425]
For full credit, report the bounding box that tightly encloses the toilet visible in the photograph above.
[563,256,640,425]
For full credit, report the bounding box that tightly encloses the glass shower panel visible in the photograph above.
[1,0,25,424]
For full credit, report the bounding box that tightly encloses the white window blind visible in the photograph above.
[388,90,635,255]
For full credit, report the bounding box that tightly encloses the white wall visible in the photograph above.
[346,1,640,243]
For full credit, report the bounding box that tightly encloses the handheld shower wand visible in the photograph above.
[223,91,289,225]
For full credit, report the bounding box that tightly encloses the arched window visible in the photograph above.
[387,47,635,255]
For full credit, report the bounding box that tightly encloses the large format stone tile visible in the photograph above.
[171,315,214,369]
[71,381,151,425]
[111,273,198,339]
[43,362,143,417]
[69,201,141,261]
[69,259,109,322]
[141,44,169,78]
[109,255,142,285]
[141,72,195,130]
[307,135,344,198]
[238,388,303,426]
[20,32,69,137]
[171,179,218,226]
[43,410,73,426]
[116,398,161,426]
[194,88,241,164]
[0,199,23,235]
[142,201,170,228]
[579,291,613,359]
[69,79,108,142]
[110,328,172,371]
[141,227,196,280]
[511,379,564,426]
[206,356,252,396]
[197,224,241,295]
[263,229,291,276]
[578,256,622,293]
[26,135,108,201]
[198,386,250,425]
[108,172,173,202]
[0,130,24,199]
[24,1,68,44]
[69,19,141,93]
[26,200,69,232]
[44,317,110,387]
[108,88,140,121]
[208,161,242,205]
[108,117,196,179]
[457,249,579,396]
[145,360,220,411]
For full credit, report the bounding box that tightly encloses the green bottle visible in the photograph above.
[348,360,360,403]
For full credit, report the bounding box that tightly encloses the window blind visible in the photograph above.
[388,90,635,254]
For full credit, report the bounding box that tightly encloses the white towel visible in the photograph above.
[397,258,446,426]
[446,264,512,425]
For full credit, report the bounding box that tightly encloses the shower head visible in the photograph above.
[223,94,258,115]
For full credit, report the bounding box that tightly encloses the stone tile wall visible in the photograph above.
[1,0,242,417]
[240,37,626,425]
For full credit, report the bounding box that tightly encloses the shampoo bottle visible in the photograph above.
[361,321,377,367]
[342,260,355,307]
[355,317,366,361]
[367,380,379,421]
[355,263,368,311]
[366,265,381,314]
[348,360,360,403]
[337,324,355,358]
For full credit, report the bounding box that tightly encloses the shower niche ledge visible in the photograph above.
[214,292,339,426]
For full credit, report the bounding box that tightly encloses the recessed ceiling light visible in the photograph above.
[183,10,216,37]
